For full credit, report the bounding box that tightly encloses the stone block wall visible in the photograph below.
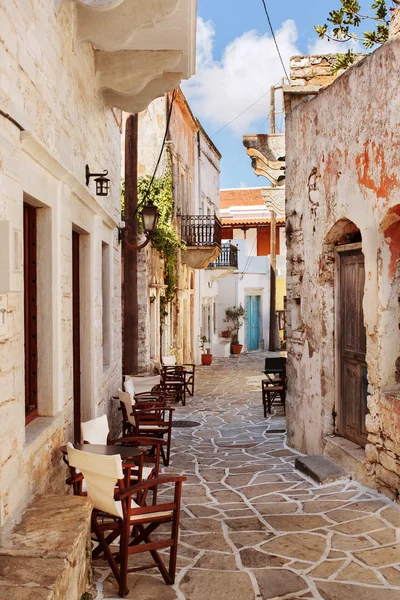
[0,1,122,524]
[290,53,365,88]
[285,37,400,499]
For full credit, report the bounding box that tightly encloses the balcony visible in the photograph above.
[181,215,222,269]
[208,242,238,270]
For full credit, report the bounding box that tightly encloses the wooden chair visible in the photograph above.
[124,377,166,406]
[118,390,174,466]
[162,356,196,397]
[262,357,286,416]
[262,379,286,416]
[79,415,163,502]
[67,444,186,598]
[161,365,186,406]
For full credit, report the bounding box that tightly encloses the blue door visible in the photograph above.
[246,296,260,351]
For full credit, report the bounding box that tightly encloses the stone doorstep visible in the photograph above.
[295,455,348,485]
[0,494,92,600]
[324,436,377,491]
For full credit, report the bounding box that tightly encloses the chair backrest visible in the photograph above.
[125,375,161,395]
[118,389,137,427]
[67,443,127,518]
[264,357,286,372]
[162,355,177,366]
[81,414,109,445]
[124,377,135,396]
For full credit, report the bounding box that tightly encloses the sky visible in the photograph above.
[181,0,374,190]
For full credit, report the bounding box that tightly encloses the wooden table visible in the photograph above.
[61,443,142,459]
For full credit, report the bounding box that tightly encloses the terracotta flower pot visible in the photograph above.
[201,354,213,365]
[231,344,243,355]
[221,330,230,338]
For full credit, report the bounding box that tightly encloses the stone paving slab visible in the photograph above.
[91,353,400,600]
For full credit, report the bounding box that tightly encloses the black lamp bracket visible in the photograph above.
[85,164,108,186]
[118,224,151,250]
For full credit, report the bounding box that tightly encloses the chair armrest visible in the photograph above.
[115,475,187,500]
[111,436,164,446]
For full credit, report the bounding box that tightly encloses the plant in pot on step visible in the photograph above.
[200,336,213,365]
[224,304,246,355]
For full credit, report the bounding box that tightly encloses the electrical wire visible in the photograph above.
[125,88,177,226]
[260,0,290,82]
[210,90,271,138]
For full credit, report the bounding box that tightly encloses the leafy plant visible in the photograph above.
[136,149,184,321]
[315,0,392,72]
[224,304,247,345]
[199,335,210,354]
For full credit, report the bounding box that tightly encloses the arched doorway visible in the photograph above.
[327,219,368,447]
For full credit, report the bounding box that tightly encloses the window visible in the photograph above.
[102,242,111,367]
[24,203,38,425]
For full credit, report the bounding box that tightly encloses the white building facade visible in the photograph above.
[0,0,196,525]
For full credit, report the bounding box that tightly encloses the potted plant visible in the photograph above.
[224,304,247,355]
[200,336,213,365]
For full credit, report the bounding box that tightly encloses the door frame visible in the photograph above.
[334,241,365,440]
[72,231,81,444]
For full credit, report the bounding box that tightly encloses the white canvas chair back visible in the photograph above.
[162,356,176,366]
[118,389,137,427]
[124,377,135,396]
[81,414,109,445]
[125,375,161,395]
[67,443,139,518]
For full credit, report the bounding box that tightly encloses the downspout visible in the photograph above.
[197,130,202,361]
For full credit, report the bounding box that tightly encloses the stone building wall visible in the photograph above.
[0,1,121,524]
[285,34,400,499]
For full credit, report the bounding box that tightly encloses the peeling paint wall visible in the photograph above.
[286,36,400,499]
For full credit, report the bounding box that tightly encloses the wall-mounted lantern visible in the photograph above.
[85,164,110,197]
[118,199,160,250]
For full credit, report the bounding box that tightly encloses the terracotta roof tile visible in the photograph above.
[220,188,266,208]
[222,217,285,226]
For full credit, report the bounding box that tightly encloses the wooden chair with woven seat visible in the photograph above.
[118,390,174,466]
[67,444,186,598]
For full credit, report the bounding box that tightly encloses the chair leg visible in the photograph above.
[92,515,121,589]
[118,519,130,598]
[166,432,172,466]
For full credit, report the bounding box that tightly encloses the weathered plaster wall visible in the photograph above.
[0,0,121,524]
[286,36,400,498]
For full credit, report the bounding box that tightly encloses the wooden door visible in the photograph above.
[72,231,81,443]
[246,296,260,351]
[24,204,38,425]
[338,250,368,447]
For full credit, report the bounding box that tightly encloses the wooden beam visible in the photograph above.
[270,87,276,135]
[123,114,139,375]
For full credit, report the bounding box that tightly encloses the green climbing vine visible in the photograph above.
[137,149,183,321]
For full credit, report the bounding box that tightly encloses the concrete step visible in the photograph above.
[295,454,348,485]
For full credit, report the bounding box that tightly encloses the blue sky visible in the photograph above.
[181,0,374,190]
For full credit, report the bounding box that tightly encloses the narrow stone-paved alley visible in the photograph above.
[93,354,400,600]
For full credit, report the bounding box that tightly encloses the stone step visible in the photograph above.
[295,454,349,485]
[0,494,92,599]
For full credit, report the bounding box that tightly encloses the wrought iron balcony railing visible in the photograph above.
[208,242,239,269]
[181,215,222,248]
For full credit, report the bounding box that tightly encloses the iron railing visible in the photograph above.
[181,215,222,247]
[208,242,239,269]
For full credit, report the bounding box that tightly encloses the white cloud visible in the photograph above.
[182,18,301,135]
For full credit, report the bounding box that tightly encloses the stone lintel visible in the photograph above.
[295,454,348,484]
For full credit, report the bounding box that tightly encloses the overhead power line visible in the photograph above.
[260,0,290,82]
[210,90,270,138]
